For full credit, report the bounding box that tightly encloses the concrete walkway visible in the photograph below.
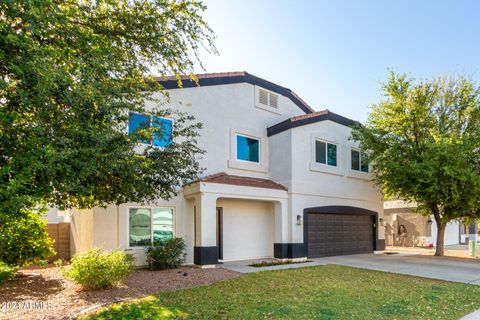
[312,253,480,285]
[221,253,480,285]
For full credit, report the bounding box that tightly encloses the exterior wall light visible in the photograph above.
[379,218,384,226]
[296,214,303,226]
[427,217,433,225]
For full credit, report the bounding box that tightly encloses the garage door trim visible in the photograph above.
[303,206,385,256]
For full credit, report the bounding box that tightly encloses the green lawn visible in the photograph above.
[83,265,480,320]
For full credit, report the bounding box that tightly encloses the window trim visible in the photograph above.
[235,133,261,163]
[228,128,268,173]
[351,148,369,173]
[315,139,338,167]
[127,205,176,248]
[128,111,175,148]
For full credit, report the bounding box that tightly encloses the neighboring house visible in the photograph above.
[383,200,468,247]
[68,72,385,266]
[43,207,69,224]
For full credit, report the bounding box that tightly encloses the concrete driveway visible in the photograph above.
[314,253,480,285]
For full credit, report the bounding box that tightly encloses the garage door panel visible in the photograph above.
[307,213,374,258]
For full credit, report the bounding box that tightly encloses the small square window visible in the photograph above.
[237,135,259,163]
[315,140,337,167]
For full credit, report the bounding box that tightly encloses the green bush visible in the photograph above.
[0,209,55,266]
[146,237,186,270]
[0,261,17,285]
[64,248,134,290]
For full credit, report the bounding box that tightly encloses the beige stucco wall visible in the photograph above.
[69,208,94,256]
[146,83,304,179]
[269,119,384,243]
[69,82,385,263]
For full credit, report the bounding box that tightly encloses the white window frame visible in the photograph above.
[127,206,176,248]
[315,139,338,167]
[128,111,175,148]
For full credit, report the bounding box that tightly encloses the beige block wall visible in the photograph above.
[69,209,94,256]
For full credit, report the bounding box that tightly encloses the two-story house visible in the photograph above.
[68,72,385,266]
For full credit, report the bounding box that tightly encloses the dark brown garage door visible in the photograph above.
[307,213,374,257]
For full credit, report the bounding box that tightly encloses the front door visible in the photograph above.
[216,207,223,260]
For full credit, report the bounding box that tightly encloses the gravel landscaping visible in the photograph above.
[0,265,240,320]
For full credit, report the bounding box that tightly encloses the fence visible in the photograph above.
[46,222,70,262]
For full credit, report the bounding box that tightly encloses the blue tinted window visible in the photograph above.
[129,112,150,134]
[237,135,259,162]
[128,112,173,147]
[327,143,337,166]
[152,116,173,147]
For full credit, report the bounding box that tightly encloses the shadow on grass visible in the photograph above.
[87,296,188,320]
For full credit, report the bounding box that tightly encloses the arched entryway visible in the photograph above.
[303,206,383,258]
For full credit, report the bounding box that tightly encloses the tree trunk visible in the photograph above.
[435,221,446,256]
[431,204,445,256]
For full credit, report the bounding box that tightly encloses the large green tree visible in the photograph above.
[0,0,216,214]
[0,0,215,265]
[352,72,480,256]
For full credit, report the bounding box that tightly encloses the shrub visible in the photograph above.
[146,237,186,270]
[0,209,55,266]
[0,261,17,285]
[53,259,65,267]
[64,248,134,290]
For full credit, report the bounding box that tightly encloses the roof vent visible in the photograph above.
[259,88,269,106]
[269,92,278,108]
[258,88,279,109]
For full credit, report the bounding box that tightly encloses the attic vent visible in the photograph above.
[259,89,269,106]
[258,88,279,108]
[269,93,278,108]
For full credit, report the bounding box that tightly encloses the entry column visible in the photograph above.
[194,193,218,266]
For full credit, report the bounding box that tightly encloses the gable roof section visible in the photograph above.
[156,72,315,114]
[200,172,288,191]
[267,109,360,137]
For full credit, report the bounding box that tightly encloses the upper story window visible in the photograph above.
[128,112,173,147]
[315,140,337,166]
[258,88,279,109]
[351,149,369,173]
[236,134,259,163]
[129,207,174,247]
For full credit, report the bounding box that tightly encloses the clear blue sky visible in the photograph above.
[196,0,480,122]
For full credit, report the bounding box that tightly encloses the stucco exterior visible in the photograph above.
[68,73,384,265]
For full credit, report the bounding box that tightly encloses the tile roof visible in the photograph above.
[200,172,288,191]
[267,109,360,137]
[155,71,315,114]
